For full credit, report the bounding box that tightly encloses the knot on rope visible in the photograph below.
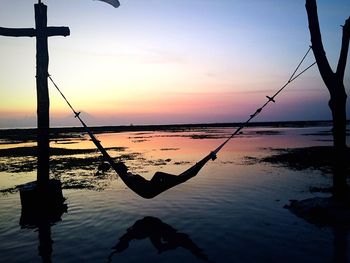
[210,151,217,161]
[250,108,262,118]
[208,46,315,157]
[74,111,81,118]
[266,96,276,103]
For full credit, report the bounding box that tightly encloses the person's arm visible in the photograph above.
[178,152,216,180]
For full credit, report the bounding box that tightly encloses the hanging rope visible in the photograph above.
[48,46,316,198]
[210,47,316,156]
[48,75,119,177]
[50,74,217,198]
[49,47,315,158]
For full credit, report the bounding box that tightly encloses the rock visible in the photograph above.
[285,197,350,226]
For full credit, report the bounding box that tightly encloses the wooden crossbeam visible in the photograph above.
[0,3,70,185]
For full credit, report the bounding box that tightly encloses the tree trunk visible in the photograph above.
[329,80,347,150]
[305,0,349,200]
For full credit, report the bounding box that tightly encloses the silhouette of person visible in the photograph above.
[108,216,211,262]
[69,110,217,198]
[110,151,217,199]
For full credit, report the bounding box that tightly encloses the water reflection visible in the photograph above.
[20,204,67,263]
[108,216,211,262]
[333,227,349,263]
[282,147,350,263]
[19,181,67,263]
[37,223,53,263]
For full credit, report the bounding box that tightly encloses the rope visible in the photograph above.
[48,75,119,177]
[211,47,316,155]
[49,46,316,164]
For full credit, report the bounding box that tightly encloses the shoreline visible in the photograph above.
[0,120,337,135]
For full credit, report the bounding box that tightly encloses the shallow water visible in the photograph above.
[0,125,349,263]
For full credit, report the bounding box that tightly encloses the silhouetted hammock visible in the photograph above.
[74,113,218,199]
[49,47,315,198]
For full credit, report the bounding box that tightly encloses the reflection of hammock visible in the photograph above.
[49,47,315,198]
[108,216,210,262]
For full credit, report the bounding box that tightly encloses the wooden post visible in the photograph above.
[35,3,50,185]
[0,2,69,185]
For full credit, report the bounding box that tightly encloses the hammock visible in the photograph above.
[49,46,315,198]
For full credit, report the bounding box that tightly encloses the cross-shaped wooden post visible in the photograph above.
[0,1,70,186]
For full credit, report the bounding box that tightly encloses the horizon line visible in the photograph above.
[0,119,342,132]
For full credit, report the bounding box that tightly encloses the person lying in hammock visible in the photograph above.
[63,111,217,198]
[110,151,217,199]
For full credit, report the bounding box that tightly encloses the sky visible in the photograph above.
[0,0,349,128]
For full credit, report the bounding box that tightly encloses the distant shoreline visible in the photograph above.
[0,120,336,133]
[0,120,340,138]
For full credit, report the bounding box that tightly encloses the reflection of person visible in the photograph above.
[108,216,211,262]
[111,152,216,199]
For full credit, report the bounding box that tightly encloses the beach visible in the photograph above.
[0,122,349,262]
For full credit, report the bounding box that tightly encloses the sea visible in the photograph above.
[0,122,349,263]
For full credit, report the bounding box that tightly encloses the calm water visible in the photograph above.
[0,125,349,263]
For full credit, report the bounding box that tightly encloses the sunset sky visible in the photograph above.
[0,0,349,128]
